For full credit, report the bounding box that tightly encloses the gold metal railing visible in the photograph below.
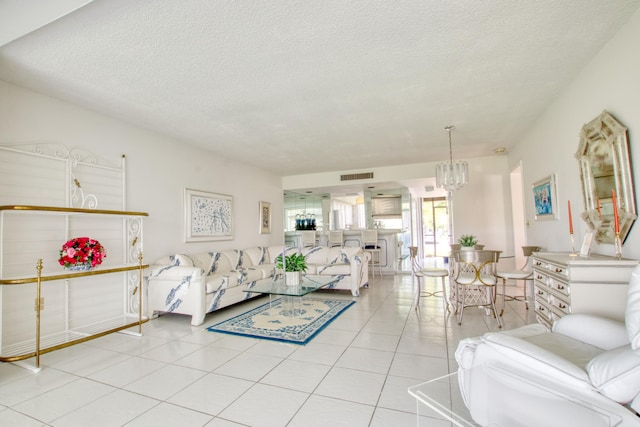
[0,204,149,370]
[0,255,148,369]
[0,205,149,217]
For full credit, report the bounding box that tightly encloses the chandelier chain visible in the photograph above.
[446,125,455,164]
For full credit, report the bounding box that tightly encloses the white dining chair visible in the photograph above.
[452,249,502,328]
[496,245,541,316]
[409,246,450,312]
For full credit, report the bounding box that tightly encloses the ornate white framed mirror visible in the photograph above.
[576,111,636,244]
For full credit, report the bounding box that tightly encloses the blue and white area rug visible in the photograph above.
[206,298,355,345]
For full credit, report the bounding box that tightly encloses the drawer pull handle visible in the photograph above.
[539,306,545,311]
[536,275,543,279]
[555,268,563,273]
[558,303,567,309]
[556,284,565,290]
[537,290,543,295]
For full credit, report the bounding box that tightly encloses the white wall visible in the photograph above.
[509,7,640,260]
[450,156,512,255]
[284,155,514,256]
[0,0,93,46]
[0,80,284,263]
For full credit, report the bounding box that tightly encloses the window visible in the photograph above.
[371,196,401,218]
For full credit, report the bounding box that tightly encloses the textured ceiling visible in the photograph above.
[1,0,638,177]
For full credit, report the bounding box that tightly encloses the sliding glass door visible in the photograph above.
[422,197,449,257]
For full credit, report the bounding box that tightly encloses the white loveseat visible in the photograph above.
[147,245,369,325]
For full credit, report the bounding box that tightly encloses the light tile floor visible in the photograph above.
[0,273,536,426]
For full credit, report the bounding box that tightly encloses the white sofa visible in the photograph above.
[147,245,369,325]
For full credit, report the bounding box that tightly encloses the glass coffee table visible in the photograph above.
[244,274,340,316]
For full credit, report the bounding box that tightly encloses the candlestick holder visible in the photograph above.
[614,232,622,259]
[570,233,577,256]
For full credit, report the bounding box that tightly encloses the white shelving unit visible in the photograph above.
[0,144,148,371]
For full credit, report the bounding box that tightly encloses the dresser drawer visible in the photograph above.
[547,263,567,277]
[533,259,567,278]
[533,269,549,285]
[533,285,549,302]
[535,296,552,324]
[548,277,570,298]
[549,310,562,326]
[549,294,571,316]
[536,314,552,329]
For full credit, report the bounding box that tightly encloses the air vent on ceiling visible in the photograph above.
[340,172,374,181]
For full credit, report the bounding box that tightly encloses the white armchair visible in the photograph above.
[455,265,640,426]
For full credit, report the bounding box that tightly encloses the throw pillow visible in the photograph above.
[587,345,640,403]
[171,253,194,267]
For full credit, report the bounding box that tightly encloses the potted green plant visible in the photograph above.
[458,234,478,250]
[275,253,307,286]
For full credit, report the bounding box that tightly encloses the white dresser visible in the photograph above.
[532,252,638,328]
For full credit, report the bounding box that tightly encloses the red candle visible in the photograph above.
[612,189,620,234]
[568,200,573,234]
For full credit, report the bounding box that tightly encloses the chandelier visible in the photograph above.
[435,125,469,192]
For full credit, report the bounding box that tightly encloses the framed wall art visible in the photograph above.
[532,174,558,220]
[184,188,233,242]
[259,201,271,234]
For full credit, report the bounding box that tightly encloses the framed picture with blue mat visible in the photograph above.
[207,298,355,345]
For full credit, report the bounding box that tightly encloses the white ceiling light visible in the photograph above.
[435,125,469,192]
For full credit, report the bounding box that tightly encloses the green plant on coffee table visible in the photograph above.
[275,253,308,272]
[458,234,478,247]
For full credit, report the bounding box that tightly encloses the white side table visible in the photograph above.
[409,369,623,426]
[408,373,476,426]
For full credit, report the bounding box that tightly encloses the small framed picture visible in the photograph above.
[259,201,271,234]
[580,231,594,257]
[532,174,559,220]
[184,188,233,242]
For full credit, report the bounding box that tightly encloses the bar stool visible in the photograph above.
[327,230,344,247]
[409,246,450,312]
[496,245,542,316]
[300,231,316,248]
[361,229,382,277]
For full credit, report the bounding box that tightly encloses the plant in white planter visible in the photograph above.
[275,253,308,286]
[458,234,478,250]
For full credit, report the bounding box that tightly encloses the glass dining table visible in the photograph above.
[447,249,503,327]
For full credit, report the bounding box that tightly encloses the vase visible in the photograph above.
[461,246,473,251]
[285,271,301,286]
[67,263,93,271]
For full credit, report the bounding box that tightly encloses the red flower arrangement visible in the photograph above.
[58,237,106,269]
